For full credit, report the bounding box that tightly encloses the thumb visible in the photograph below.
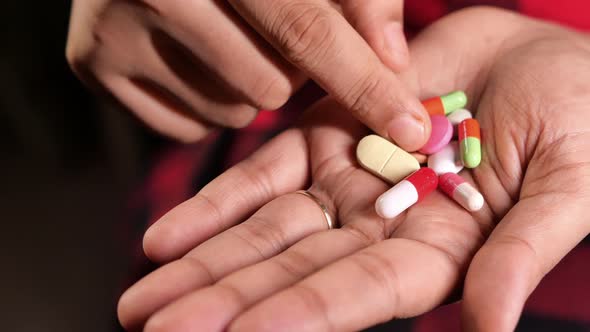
[398,7,527,99]
[340,0,408,71]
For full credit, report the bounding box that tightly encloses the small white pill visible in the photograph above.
[427,141,463,175]
[447,109,473,126]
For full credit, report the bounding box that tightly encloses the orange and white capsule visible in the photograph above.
[438,173,484,212]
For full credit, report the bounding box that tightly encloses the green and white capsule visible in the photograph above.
[458,118,481,168]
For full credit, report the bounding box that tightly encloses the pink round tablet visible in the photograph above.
[419,115,453,155]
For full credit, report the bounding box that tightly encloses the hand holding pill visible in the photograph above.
[119,8,590,332]
[357,90,483,218]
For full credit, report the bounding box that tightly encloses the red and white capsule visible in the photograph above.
[376,168,438,219]
[438,173,484,212]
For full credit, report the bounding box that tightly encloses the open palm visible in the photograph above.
[118,7,590,332]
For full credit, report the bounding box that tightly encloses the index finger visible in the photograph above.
[227,0,430,151]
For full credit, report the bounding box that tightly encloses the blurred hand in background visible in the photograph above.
[66,0,431,151]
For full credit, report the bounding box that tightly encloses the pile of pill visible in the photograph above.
[356,91,484,219]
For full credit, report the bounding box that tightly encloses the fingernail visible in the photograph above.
[388,115,425,151]
[383,22,409,67]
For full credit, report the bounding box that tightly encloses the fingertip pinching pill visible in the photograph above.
[427,141,463,175]
[419,115,453,155]
[458,118,482,168]
[422,91,468,116]
[375,168,438,219]
[358,91,483,219]
[357,135,420,184]
[439,173,484,212]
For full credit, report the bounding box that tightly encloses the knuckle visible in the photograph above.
[291,284,333,329]
[248,215,289,251]
[66,31,102,80]
[189,193,225,232]
[274,249,315,279]
[66,39,111,94]
[233,156,278,200]
[342,68,388,120]
[183,256,216,284]
[230,217,287,259]
[484,235,543,277]
[343,222,386,246]
[215,283,248,307]
[271,3,336,67]
[66,51,89,80]
[490,234,538,262]
[67,14,118,80]
[351,251,400,312]
[65,42,85,74]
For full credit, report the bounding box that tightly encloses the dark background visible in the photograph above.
[1,3,163,331]
[3,2,589,332]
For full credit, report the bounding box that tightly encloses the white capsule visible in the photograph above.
[427,141,463,175]
[439,173,484,212]
[376,180,418,219]
[455,182,485,211]
[447,109,473,126]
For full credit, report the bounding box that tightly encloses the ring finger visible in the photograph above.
[143,222,374,332]
[118,189,335,330]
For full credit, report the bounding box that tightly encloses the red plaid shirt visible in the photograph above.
[121,1,590,331]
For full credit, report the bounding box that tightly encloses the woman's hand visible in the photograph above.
[118,7,590,331]
[66,0,430,150]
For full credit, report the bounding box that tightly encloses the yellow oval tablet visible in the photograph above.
[356,135,420,184]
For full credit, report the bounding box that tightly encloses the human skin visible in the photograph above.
[66,0,430,150]
[118,7,590,332]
